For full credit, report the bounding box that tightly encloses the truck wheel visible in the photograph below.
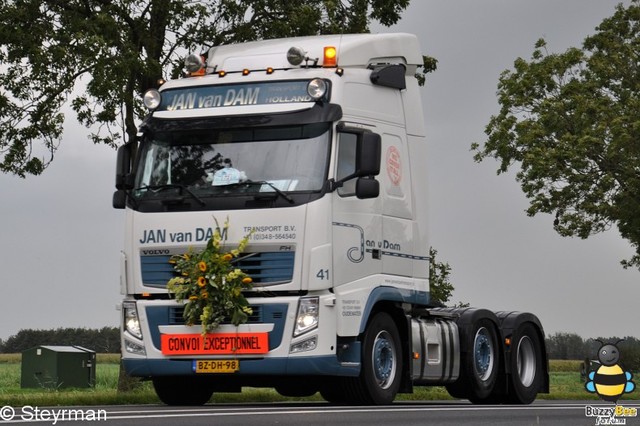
[507,323,543,404]
[319,378,349,404]
[152,376,214,405]
[275,382,318,397]
[353,312,402,404]
[447,318,499,403]
[321,313,402,405]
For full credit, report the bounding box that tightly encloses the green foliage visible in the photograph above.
[546,332,588,360]
[1,358,638,404]
[416,55,438,86]
[545,332,640,372]
[0,327,120,353]
[549,359,583,373]
[428,247,467,307]
[0,362,157,406]
[428,247,453,306]
[0,0,424,177]
[473,1,640,269]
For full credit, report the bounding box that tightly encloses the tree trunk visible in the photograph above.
[117,357,143,392]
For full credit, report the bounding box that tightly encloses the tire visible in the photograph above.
[319,378,349,404]
[275,382,318,398]
[335,312,403,405]
[361,313,402,404]
[152,376,214,405]
[447,318,500,403]
[506,323,543,404]
[319,313,403,405]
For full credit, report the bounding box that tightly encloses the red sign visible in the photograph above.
[386,146,402,186]
[161,333,269,355]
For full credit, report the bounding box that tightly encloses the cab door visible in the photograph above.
[380,131,415,277]
[331,125,383,288]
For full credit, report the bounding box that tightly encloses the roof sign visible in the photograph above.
[159,80,320,112]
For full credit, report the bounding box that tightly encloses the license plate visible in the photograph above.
[161,332,269,355]
[193,359,239,374]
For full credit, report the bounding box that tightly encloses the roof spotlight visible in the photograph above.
[143,89,161,110]
[287,46,307,66]
[185,53,205,74]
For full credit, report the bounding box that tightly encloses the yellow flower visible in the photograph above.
[213,229,222,249]
[167,277,184,286]
[189,295,198,301]
[242,277,253,284]
[198,261,207,272]
[222,253,233,262]
[200,291,209,299]
[197,276,207,287]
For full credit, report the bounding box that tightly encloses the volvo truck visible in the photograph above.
[113,33,549,405]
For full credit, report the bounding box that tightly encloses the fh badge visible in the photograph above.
[585,340,635,402]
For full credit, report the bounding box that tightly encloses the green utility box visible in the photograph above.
[21,345,96,389]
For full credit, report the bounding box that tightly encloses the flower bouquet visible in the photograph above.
[167,218,253,335]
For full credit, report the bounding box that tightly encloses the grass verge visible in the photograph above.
[0,356,637,406]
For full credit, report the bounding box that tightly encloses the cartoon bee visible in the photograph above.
[585,340,635,402]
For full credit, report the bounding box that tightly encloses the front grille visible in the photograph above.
[235,252,295,284]
[140,251,295,288]
[140,256,175,286]
[145,303,289,351]
[169,305,263,325]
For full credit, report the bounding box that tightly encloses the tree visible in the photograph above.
[472,1,640,269]
[0,0,431,177]
[0,327,120,353]
[429,247,467,307]
[429,247,453,306]
[546,332,587,360]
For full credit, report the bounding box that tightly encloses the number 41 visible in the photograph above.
[316,269,330,280]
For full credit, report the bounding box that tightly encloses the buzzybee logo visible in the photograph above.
[585,340,635,403]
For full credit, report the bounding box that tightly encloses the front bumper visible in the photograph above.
[123,355,358,377]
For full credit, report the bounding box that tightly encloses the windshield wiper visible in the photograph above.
[247,181,294,203]
[136,184,206,206]
[213,180,295,203]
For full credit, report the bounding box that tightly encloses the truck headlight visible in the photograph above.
[123,302,143,340]
[290,335,317,354]
[124,339,146,355]
[294,297,319,337]
[307,79,328,100]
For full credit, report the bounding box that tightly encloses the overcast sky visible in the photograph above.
[1,0,638,342]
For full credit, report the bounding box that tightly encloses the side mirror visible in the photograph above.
[355,132,381,177]
[115,142,136,190]
[332,127,382,197]
[355,177,379,199]
[112,190,127,209]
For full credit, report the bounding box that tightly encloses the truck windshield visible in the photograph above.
[133,123,330,202]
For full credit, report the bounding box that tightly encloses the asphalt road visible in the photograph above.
[1,401,638,425]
